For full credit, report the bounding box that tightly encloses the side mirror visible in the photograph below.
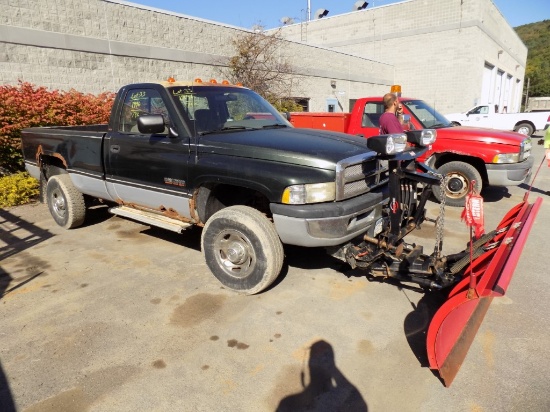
[137,114,166,135]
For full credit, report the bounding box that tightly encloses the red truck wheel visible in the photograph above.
[46,175,86,229]
[201,205,284,294]
[433,161,482,207]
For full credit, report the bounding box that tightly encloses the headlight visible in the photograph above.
[406,129,436,146]
[493,153,520,163]
[282,182,336,204]
[367,133,407,155]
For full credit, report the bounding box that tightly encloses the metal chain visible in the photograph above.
[427,171,447,257]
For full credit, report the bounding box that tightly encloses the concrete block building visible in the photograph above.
[0,0,393,112]
[0,0,527,114]
[274,0,527,114]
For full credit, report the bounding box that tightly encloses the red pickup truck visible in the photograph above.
[289,96,534,206]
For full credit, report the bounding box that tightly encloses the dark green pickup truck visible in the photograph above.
[21,79,452,295]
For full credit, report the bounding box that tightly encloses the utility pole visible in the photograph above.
[525,77,530,110]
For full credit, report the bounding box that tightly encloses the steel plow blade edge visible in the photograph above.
[426,197,543,387]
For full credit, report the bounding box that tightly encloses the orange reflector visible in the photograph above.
[194,78,203,83]
[236,82,243,87]
[222,80,230,85]
[209,79,218,84]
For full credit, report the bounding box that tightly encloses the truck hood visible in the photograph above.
[198,127,376,169]
[435,126,527,145]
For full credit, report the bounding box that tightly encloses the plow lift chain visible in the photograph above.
[430,169,447,258]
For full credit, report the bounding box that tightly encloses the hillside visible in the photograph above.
[515,20,550,98]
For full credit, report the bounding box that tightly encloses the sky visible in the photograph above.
[127,0,550,30]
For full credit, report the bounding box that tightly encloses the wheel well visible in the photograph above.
[195,184,271,224]
[514,120,535,130]
[40,156,67,180]
[432,154,488,184]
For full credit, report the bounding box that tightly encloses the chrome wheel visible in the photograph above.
[213,229,256,279]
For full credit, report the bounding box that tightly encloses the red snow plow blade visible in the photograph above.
[426,196,542,387]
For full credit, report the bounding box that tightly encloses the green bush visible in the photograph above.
[0,172,39,208]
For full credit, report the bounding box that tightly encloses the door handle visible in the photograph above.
[110,145,120,153]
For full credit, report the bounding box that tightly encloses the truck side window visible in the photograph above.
[469,106,488,115]
[118,89,170,134]
[362,102,384,127]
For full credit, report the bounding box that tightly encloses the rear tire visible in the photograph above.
[201,205,284,295]
[433,161,482,207]
[514,122,534,136]
[46,175,86,229]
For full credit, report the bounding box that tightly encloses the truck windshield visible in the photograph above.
[169,86,290,135]
[403,100,453,129]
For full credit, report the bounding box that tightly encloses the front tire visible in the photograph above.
[433,161,482,207]
[46,175,86,229]
[201,206,284,295]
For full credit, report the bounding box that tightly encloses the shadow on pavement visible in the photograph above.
[0,361,16,412]
[0,208,50,411]
[403,291,448,369]
[276,340,368,412]
[0,207,53,299]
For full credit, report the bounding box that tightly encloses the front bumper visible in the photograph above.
[270,188,387,247]
[485,156,534,186]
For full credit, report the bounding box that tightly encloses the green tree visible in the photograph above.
[220,28,303,112]
[516,20,550,99]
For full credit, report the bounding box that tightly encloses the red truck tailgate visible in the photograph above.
[289,112,351,133]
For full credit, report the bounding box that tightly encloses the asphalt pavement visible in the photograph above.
[1,134,549,412]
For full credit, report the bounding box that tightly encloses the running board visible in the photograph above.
[108,206,192,233]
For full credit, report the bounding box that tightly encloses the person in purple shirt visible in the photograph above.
[379,93,404,135]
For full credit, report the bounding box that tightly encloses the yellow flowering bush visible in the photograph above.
[0,172,39,207]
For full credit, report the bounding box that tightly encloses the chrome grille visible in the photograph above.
[336,154,389,200]
[520,137,532,161]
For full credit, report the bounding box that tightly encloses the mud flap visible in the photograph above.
[426,196,542,386]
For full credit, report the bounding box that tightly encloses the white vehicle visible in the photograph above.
[527,96,550,112]
[445,104,550,136]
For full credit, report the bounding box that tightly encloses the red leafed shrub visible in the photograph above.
[0,81,115,174]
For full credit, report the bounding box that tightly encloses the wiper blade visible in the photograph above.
[262,124,288,129]
[198,126,250,136]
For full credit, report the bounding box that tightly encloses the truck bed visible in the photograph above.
[22,124,108,177]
